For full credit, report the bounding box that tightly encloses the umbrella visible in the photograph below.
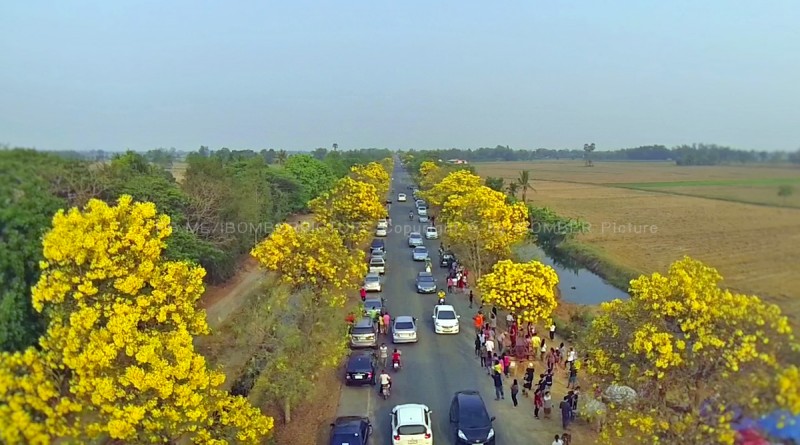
[756,410,800,441]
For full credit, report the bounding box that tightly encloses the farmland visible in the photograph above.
[474,161,800,322]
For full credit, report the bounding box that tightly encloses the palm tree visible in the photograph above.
[583,142,596,166]
[332,143,338,151]
[275,149,288,165]
[516,170,534,202]
[506,182,519,198]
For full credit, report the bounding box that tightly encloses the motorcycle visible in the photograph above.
[381,383,391,399]
[392,359,401,372]
[409,212,414,221]
[437,297,446,305]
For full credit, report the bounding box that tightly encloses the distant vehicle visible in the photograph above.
[329,416,373,445]
[415,271,437,293]
[440,252,456,268]
[398,193,407,202]
[432,305,460,334]
[369,257,386,274]
[345,352,376,386]
[425,227,438,239]
[408,232,424,247]
[415,199,426,208]
[392,316,418,344]
[371,238,386,253]
[377,219,389,229]
[376,226,388,237]
[412,246,429,261]
[363,297,384,316]
[417,206,428,217]
[449,390,495,444]
[391,404,433,445]
[418,215,429,223]
[371,248,386,261]
[364,272,382,292]
[350,317,378,349]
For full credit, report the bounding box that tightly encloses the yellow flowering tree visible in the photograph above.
[584,257,799,445]
[477,260,559,323]
[441,186,529,276]
[420,169,483,208]
[309,176,385,247]
[418,161,443,189]
[251,222,366,305]
[0,196,273,445]
[349,161,390,200]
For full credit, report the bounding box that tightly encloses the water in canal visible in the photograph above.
[513,243,629,305]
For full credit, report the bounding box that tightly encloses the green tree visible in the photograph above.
[583,142,596,166]
[285,154,336,203]
[484,176,505,192]
[517,170,534,202]
[506,181,519,198]
[275,150,288,165]
[778,184,794,205]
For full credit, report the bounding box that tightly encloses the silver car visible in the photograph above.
[364,272,382,292]
[392,316,418,343]
[412,246,429,261]
[369,257,386,274]
[408,232,424,247]
[418,214,429,223]
[350,317,378,348]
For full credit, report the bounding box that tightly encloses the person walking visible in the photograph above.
[378,311,385,334]
[567,362,579,389]
[543,391,553,419]
[534,389,544,419]
[549,322,556,341]
[474,333,482,356]
[484,338,495,373]
[383,312,391,335]
[560,396,572,429]
[522,363,535,396]
[566,347,576,369]
[503,353,511,377]
[551,434,563,445]
[492,371,504,400]
[510,379,519,407]
[570,387,580,421]
[468,290,474,308]
[359,287,367,302]
[473,312,485,334]
[378,343,389,368]
[531,333,542,360]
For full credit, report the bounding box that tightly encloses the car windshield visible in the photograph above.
[460,404,490,428]
[332,433,360,444]
[352,326,374,335]
[410,233,421,238]
[370,258,384,265]
[365,302,381,310]
[418,275,434,283]
[366,276,380,283]
[414,247,427,253]
[397,424,427,435]
[395,321,414,330]
[438,311,456,320]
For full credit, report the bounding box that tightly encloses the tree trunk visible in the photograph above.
[522,189,527,203]
[283,399,292,423]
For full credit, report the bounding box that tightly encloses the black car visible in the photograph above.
[370,238,386,253]
[449,390,496,444]
[345,352,376,385]
[329,416,372,445]
[416,271,437,293]
[440,252,456,268]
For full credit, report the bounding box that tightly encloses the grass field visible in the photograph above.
[474,161,800,322]
[169,161,188,183]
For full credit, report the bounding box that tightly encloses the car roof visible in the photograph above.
[394,315,414,324]
[393,404,429,425]
[436,304,456,312]
[354,317,373,327]
[414,246,427,250]
[347,353,373,367]
[364,298,382,305]
[409,232,421,237]
[334,415,368,427]
[456,390,489,411]
[417,271,433,277]
[371,239,385,245]
[365,274,380,280]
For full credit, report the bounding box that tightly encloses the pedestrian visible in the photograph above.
[468,290,474,308]
[378,312,385,334]
[485,338,495,373]
[492,371,504,400]
[491,305,498,317]
[568,364,579,389]
[473,312,484,333]
[378,343,389,368]
[383,312,391,335]
[534,389,544,419]
[570,387,581,420]
[549,321,556,341]
[510,379,519,407]
[543,391,553,418]
[522,363,535,396]
[566,347,576,369]
[431,215,436,225]
[540,340,548,361]
[359,287,367,301]
[503,353,511,377]
[474,334,482,356]
[480,341,488,367]
[489,312,497,329]
[560,396,572,429]
[447,277,454,293]
[551,434,563,445]
[531,333,542,360]
[544,370,554,391]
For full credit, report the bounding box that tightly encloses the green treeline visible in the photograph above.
[0,147,391,352]
[402,144,800,165]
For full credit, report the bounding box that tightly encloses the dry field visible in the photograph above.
[474,161,800,322]
[169,161,188,183]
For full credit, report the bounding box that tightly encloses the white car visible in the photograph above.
[417,207,428,217]
[391,404,433,445]
[377,219,389,229]
[398,193,407,202]
[376,226,388,237]
[369,257,386,275]
[412,246,429,261]
[364,272,382,292]
[432,305,460,334]
[425,226,438,239]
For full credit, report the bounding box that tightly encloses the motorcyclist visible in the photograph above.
[409,211,414,220]
[391,349,402,368]
[379,369,392,395]
[378,343,389,368]
[437,290,446,306]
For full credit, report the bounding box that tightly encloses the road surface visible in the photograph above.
[333,166,569,445]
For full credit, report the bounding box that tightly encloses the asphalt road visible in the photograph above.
[332,166,566,445]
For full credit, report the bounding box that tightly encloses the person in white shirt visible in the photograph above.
[549,323,556,341]
[379,370,392,395]
[551,434,563,445]
[566,348,576,368]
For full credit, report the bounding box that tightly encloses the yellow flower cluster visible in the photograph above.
[584,256,798,445]
[251,222,367,301]
[1,196,274,444]
[417,161,444,189]
[420,169,483,208]
[349,161,390,199]
[477,259,559,323]
[309,176,386,247]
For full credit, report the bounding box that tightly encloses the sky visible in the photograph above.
[1,1,798,152]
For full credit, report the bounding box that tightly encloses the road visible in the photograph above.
[334,166,567,445]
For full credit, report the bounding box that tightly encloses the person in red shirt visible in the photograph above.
[360,287,367,301]
[392,349,402,368]
[345,312,356,325]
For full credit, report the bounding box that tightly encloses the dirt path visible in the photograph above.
[200,257,266,330]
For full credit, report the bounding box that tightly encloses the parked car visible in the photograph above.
[408,232,424,247]
[440,252,456,268]
[415,271,437,293]
[345,352,376,385]
[329,416,373,445]
[370,248,386,261]
[376,226,388,237]
[377,219,389,229]
[418,214,429,223]
[449,391,495,444]
[392,316,418,344]
[369,257,386,274]
[417,206,428,216]
[371,238,386,253]
[415,199,426,208]
[364,272,382,292]
[350,317,378,349]
[363,297,384,316]
[432,305,460,334]
[398,193,407,202]
[412,246,429,261]
[425,227,438,239]
[391,404,433,445]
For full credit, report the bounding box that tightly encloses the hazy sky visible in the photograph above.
[1,1,798,152]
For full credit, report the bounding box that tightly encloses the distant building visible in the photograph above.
[446,159,468,164]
